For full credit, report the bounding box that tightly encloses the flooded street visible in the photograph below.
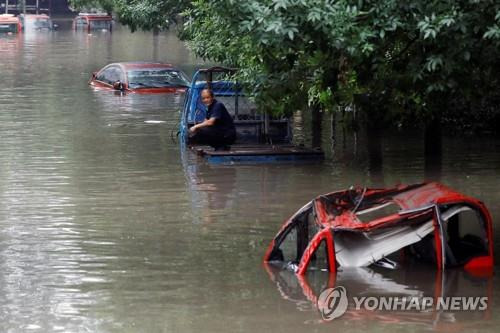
[0,23,499,332]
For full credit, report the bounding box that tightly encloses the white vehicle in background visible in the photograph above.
[19,13,57,31]
[0,14,22,33]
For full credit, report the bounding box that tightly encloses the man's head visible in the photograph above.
[201,89,215,106]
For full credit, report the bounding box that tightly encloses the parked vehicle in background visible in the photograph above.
[89,62,190,94]
[0,14,22,33]
[19,14,56,31]
[73,13,112,32]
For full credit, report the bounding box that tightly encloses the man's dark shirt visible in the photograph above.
[206,99,235,133]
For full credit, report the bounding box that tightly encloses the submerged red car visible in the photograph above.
[73,13,113,32]
[264,182,493,275]
[0,14,22,33]
[89,62,190,94]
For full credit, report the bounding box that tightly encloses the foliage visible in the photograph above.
[71,0,500,128]
[182,0,500,124]
[69,0,115,15]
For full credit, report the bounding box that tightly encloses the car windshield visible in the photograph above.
[89,20,111,29]
[127,69,190,89]
[0,23,17,33]
[34,18,51,28]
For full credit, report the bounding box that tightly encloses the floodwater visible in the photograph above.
[0,22,499,333]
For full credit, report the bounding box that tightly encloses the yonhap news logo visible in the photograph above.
[317,286,488,321]
[317,286,349,320]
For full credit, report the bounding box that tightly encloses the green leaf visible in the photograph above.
[463,51,471,61]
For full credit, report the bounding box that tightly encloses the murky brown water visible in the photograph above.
[0,22,499,332]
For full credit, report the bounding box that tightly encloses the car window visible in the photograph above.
[356,202,400,223]
[188,90,207,123]
[76,18,87,26]
[127,69,190,89]
[34,18,51,29]
[0,23,18,33]
[215,95,258,120]
[307,239,330,272]
[96,66,124,85]
[23,17,51,29]
[441,205,489,266]
[89,20,111,30]
[268,204,317,271]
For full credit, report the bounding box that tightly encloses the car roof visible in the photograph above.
[321,182,473,210]
[110,62,176,71]
[76,13,112,20]
[21,14,50,18]
[314,182,480,229]
[192,81,237,92]
[391,182,473,210]
[0,14,20,23]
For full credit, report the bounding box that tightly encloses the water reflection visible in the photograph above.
[0,34,23,70]
[264,264,493,330]
[182,151,238,224]
[91,85,184,115]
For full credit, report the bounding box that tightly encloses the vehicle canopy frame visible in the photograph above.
[179,66,291,146]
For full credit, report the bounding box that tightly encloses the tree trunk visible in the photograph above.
[311,103,322,148]
[424,117,442,181]
[366,124,385,186]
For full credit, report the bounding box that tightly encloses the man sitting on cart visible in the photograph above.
[189,89,236,150]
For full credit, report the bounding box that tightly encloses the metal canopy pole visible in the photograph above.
[234,83,239,118]
[206,71,212,91]
[264,112,270,143]
[5,0,9,14]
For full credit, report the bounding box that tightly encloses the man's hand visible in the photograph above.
[189,118,215,134]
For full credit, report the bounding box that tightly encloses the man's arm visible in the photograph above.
[189,117,216,132]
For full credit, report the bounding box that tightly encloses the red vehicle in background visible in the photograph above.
[73,13,112,32]
[89,62,190,94]
[0,14,22,33]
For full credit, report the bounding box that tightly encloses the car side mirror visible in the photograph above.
[88,72,97,85]
[53,23,59,30]
[113,81,124,91]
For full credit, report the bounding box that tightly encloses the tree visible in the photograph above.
[71,0,500,128]
[70,0,188,31]
[183,0,500,125]
[70,0,115,15]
